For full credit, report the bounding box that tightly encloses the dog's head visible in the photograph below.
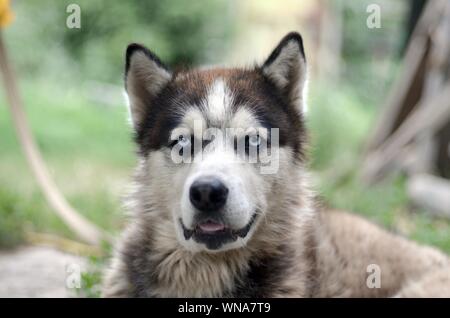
[125,32,308,252]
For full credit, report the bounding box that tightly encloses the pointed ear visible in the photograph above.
[262,32,307,113]
[125,43,172,129]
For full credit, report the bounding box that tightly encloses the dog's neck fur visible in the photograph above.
[123,163,317,297]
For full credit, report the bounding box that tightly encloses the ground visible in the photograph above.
[0,245,86,297]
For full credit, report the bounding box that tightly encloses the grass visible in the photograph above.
[77,255,108,298]
[0,187,26,248]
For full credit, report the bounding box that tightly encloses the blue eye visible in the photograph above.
[169,134,191,149]
[248,135,261,147]
[239,134,264,156]
[177,135,191,147]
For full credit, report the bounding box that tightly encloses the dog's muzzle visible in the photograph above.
[180,175,257,250]
[180,213,257,250]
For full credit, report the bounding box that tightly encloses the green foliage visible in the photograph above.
[77,256,106,298]
[336,1,406,105]
[0,188,25,248]
[307,80,401,227]
[307,81,373,170]
[411,215,450,253]
[7,0,233,82]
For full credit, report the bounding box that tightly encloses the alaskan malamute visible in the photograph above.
[103,32,450,297]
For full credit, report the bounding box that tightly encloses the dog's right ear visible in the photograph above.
[125,44,172,129]
[262,32,307,113]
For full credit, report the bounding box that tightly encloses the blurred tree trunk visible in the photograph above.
[403,0,427,54]
[362,0,450,217]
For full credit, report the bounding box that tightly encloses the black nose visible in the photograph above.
[189,177,228,212]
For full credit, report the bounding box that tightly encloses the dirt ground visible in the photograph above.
[0,245,86,298]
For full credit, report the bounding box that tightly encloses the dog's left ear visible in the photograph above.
[262,32,307,113]
[125,43,172,130]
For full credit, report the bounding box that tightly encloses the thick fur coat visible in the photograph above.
[102,32,450,298]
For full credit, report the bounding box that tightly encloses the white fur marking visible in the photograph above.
[123,90,134,126]
[206,80,232,124]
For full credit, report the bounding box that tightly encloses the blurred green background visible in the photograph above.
[0,0,449,288]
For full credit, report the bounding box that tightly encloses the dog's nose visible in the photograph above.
[189,177,228,212]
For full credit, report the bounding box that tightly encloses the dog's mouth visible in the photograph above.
[180,214,258,250]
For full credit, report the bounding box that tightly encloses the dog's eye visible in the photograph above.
[239,134,264,156]
[169,134,194,158]
[245,135,262,151]
[177,135,191,148]
[169,134,192,150]
[248,135,261,147]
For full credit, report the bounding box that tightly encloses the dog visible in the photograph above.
[102,32,450,297]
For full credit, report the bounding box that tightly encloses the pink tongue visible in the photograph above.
[198,221,225,232]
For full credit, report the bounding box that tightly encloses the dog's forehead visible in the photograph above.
[137,67,304,159]
[173,68,263,128]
